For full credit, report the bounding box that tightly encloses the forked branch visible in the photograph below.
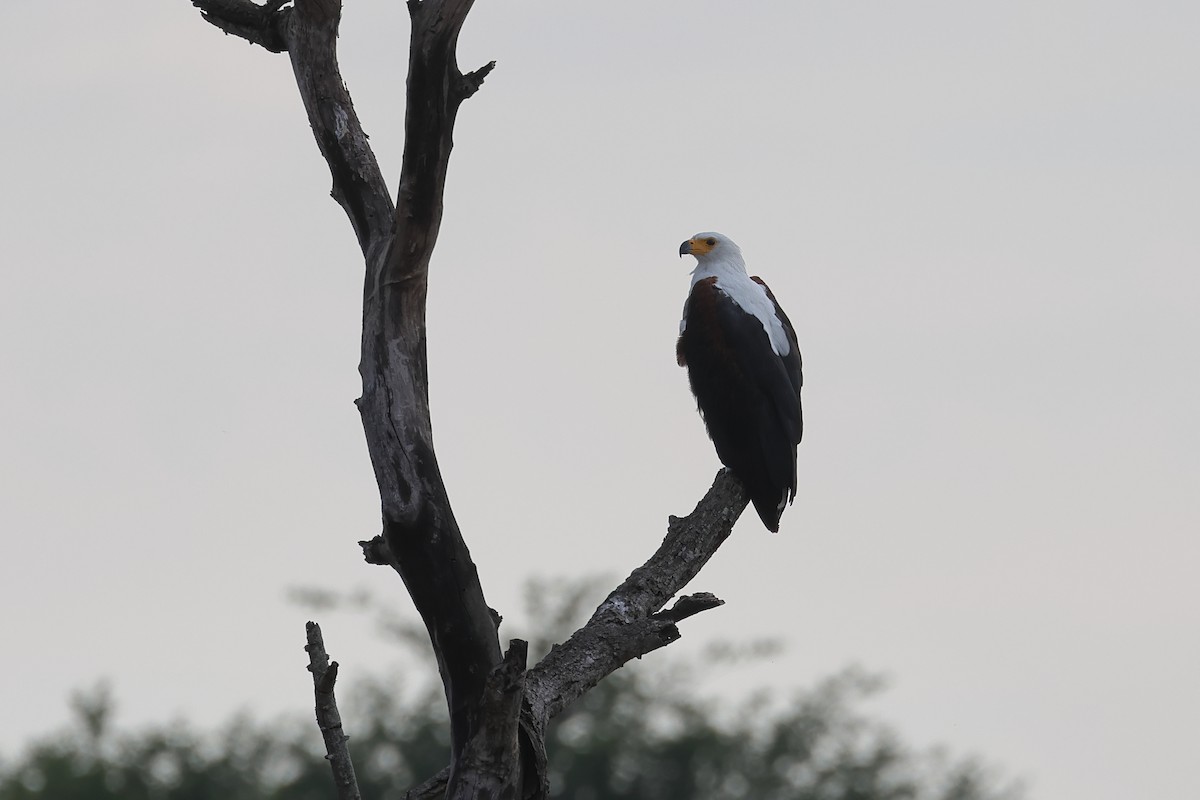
[396,469,750,800]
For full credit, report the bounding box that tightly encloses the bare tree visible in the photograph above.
[190,1,752,797]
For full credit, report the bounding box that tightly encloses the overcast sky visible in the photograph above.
[2,2,1198,798]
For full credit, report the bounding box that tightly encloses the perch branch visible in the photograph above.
[524,468,747,724]
[305,622,362,800]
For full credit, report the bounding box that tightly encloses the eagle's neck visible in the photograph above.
[689,251,749,288]
[686,251,792,358]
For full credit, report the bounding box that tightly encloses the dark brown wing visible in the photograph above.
[679,277,802,531]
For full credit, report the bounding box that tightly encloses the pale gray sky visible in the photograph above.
[3,2,1198,799]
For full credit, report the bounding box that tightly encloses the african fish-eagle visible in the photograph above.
[676,232,803,532]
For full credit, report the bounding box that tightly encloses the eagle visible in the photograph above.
[676,232,803,532]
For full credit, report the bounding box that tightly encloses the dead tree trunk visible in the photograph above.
[190,1,753,797]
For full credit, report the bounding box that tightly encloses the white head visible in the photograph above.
[679,231,744,265]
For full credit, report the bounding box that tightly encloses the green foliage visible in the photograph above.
[1,579,1022,800]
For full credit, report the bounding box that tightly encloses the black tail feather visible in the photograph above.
[750,493,783,533]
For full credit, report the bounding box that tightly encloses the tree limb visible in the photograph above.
[654,591,726,623]
[191,0,290,52]
[305,622,362,800]
[454,639,530,798]
[403,769,449,800]
[192,0,394,257]
[592,468,747,625]
[285,0,395,259]
[524,468,748,725]
[194,0,507,790]
[353,2,510,796]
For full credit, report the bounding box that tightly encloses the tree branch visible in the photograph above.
[192,0,394,257]
[454,639,529,797]
[285,0,395,259]
[459,60,497,98]
[376,0,492,290]
[305,622,362,800]
[593,468,747,625]
[654,591,726,623]
[194,0,506,790]
[352,3,509,796]
[523,469,748,725]
[191,0,290,52]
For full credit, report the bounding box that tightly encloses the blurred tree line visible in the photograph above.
[0,579,1022,800]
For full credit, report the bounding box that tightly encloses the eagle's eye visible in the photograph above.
[706,237,716,246]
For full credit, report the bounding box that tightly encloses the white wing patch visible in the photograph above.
[716,277,791,358]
